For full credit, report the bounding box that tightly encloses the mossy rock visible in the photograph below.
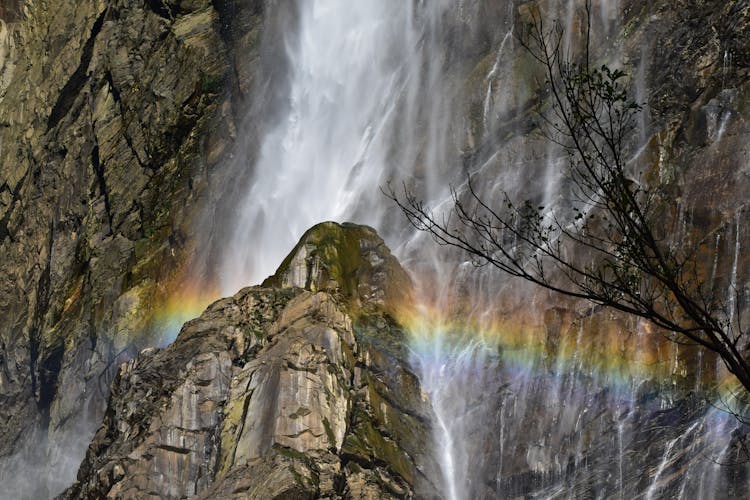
[340,406,416,486]
[263,221,413,319]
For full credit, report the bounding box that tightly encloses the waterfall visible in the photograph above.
[214,2,509,495]
[217,0,455,292]
[209,1,750,497]
[408,317,505,500]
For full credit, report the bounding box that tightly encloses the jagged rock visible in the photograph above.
[62,222,440,499]
[263,221,414,319]
[3,0,750,498]
[0,1,263,495]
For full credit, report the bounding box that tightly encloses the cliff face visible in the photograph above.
[63,222,440,499]
[0,0,263,495]
[2,0,750,498]
[441,1,750,496]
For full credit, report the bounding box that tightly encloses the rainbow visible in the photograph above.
[398,297,744,409]
[155,272,745,415]
[151,277,220,346]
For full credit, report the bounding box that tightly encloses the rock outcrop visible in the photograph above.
[63,222,439,499]
[0,1,264,495]
[2,0,750,498]
[452,2,750,495]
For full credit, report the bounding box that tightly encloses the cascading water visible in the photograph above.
[209,0,750,497]
[217,0,455,292]
[408,315,505,500]
[214,2,510,496]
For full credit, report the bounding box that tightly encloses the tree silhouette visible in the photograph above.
[388,2,750,397]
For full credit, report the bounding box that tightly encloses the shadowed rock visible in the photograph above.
[62,222,439,499]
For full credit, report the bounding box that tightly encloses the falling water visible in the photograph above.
[644,421,700,500]
[209,0,750,497]
[482,29,513,135]
[217,0,455,292]
[221,1,399,289]
[410,333,488,500]
[214,1,495,496]
[728,214,742,330]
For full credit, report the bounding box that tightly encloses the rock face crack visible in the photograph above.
[90,144,113,233]
[156,444,193,455]
[61,224,440,498]
[0,168,29,244]
[146,0,174,20]
[29,228,53,411]
[282,429,325,440]
[46,9,106,131]
[229,384,254,467]
[103,71,154,171]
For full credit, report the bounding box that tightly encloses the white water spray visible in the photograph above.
[212,1,750,498]
[217,2,498,496]
[218,0,455,292]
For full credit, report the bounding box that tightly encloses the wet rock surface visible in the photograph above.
[0,0,262,495]
[62,223,439,499]
[2,0,750,498]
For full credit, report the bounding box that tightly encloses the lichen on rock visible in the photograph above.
[263,221,414,320]
[62,222,439,499]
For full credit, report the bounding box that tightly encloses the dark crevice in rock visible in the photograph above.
[28,328,39,399]
[86,288,98,353]
[29,231,52,410]
[37,342,64,411]
[156,444,193,455]
[0,168,29,244]
[104,71,121,105]
[46,9,106,131]
[229,386,254,467]
[0,341,11,389]
[286,360,318,373]
[211,0,236,43]
[0,180,9,239]
[166,87,203,162]
[146,0,174,20]
[333,470,347,496]
[104,71,154,172]
[209,402,226,484]
[91,144,113,234]
[0,211,10,243]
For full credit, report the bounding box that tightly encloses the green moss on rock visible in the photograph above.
[262,221,413,319]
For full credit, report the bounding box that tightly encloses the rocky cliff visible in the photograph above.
[2,0,750,498]
[432,1,750,496]
[0,0,264,496]
[62,222,439,499]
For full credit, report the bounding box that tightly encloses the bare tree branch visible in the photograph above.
[387,1,750,398]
